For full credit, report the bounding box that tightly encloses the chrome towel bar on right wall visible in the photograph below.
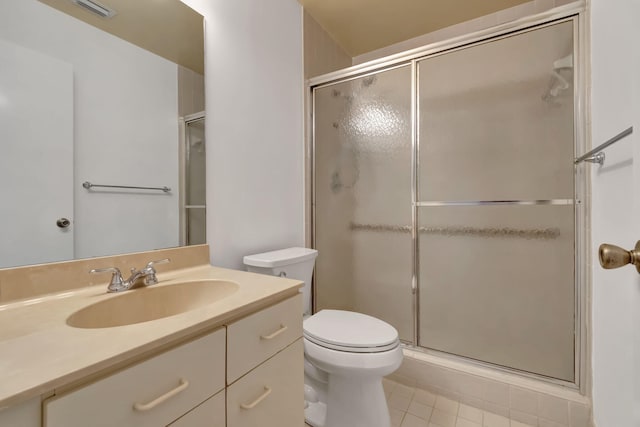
[599,241,640,274]
[575,126,633,165]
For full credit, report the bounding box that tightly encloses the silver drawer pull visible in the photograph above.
[240,386,272,410]
[260,324,288,340]
[133,378,189,412]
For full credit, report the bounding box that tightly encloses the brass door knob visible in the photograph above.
[599,241,640,273]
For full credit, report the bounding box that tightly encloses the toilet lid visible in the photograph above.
[303,310,399,352]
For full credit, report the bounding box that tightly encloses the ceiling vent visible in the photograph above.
[71,0,117,18]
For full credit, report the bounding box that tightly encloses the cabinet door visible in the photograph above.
[227,339,303,427]
[44,328,225,427]
[168,389,224,427]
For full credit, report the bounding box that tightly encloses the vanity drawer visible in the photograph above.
[227,294,302,383]
[168,388,225,427]
[43,328,226,427]
[227,339,304,427]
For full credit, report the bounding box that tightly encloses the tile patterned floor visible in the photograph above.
[383,378,533,427]
[304,378,535,427]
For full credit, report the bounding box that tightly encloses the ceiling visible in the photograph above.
[38,0,204,73]
[299,0,532,56]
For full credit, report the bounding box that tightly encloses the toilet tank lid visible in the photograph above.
[243,247,318,268]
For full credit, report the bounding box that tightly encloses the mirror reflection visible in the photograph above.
[0,0,205,269]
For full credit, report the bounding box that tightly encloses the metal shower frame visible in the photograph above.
[307,2,588,392]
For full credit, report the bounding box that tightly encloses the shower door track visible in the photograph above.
[309,2,588,392]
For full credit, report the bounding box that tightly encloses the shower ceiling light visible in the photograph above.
[70,0,117,18]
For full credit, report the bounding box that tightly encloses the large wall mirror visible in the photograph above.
[0,0,205,269]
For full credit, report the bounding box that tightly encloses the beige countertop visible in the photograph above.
[0,264,302,410]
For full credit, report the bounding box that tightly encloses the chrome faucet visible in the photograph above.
[90,258,171,293]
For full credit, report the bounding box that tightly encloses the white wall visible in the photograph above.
[304,10,351,78]
[0,0,180,261]
[590,0,640,425]
[181,0,305,269]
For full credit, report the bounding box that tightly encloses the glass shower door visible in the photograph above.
[313,66,414,341]
[417,21,576,381]
[184,116,206,245]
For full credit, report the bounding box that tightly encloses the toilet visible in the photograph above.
[243,247,402,427]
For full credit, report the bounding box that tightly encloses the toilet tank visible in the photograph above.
[243,247,318,316]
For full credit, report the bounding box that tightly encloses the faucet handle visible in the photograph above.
[142,258,171,285]
[145,258,171,269]
[90,267,126,292]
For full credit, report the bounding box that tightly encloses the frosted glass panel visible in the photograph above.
[418,205,575,380]
[416,21,576,381]
[418,21,574,201]
[314,66,413,341]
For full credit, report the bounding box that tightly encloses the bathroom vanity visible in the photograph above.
[0,245,304,427]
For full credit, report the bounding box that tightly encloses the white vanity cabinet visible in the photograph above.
[43,328,226,427]
[10,294,304,427]
[226,295,304,427]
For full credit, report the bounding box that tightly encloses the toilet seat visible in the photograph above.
[304,337,403,375]
[303,310,399,353]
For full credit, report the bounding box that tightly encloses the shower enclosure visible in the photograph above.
[181,112,206,245]
[311,17,583,385]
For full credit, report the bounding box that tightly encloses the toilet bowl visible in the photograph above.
[303,310,402,427]
[243,247,402,427]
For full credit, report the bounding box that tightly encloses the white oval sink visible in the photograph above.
[67,280,239,329]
